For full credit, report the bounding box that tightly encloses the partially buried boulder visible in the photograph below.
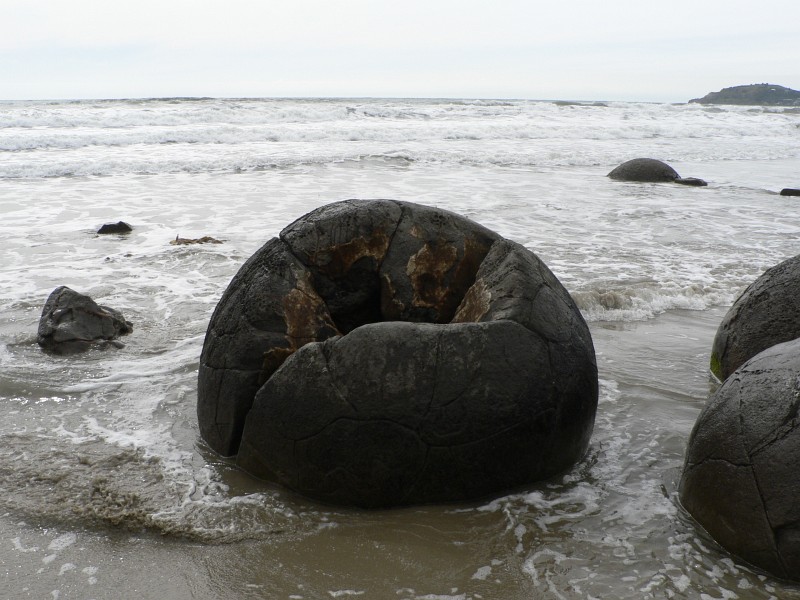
[710,254,800,381]
[608,158,707,186]
[198,199,599,508]
[97,221,132,234]
[37,286,133,354]
[674,177,707,187]
[170,235,223,245]
[680,337,800,581]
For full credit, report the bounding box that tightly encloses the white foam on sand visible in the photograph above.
[47,533,77,552]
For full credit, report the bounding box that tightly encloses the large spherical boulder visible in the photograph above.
[680,337,800,581]
[38,286,133,354]
[607,158,708,186]
[197,199,598,508]
[608,158,680,182]
[710,254,800,381]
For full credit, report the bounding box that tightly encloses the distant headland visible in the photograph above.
[689,83,800,106]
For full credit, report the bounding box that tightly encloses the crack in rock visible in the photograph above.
[198,200,598,508]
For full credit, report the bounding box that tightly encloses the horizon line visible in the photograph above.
[0,94,684,104]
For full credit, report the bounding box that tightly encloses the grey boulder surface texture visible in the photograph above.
[197,199,598,508]
[607,158,707,186]
[38,286,133,354]
[680,337,800,582]
[710,254,800,382]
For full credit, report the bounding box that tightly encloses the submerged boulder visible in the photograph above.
[170,235,223,245]
[710,254,800,381]
[608,158,707,186]
[674,177,708,187]
[608,158,679,182]
[97,221,132,234]
[198,199,598,508]
[680,337,800,581]
[37,286,133,354]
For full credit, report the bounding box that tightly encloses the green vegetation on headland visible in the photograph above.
[689,83,800,106]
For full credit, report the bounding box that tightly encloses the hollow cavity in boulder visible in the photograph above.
[197,199,598,508]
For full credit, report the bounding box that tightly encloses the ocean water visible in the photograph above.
[1,97,800,599]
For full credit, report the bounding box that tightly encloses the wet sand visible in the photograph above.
[6,306,800,599]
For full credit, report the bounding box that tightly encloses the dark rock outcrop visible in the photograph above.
[37,286,133,354]
[680,337,800,581]
[710,255,800,381]
[97,222,133,234]
[674,177,708,187]
[197,199,598,508]
[607,158,707,186]
[170,235,223,245]
[690,84,800,106]
[780,188,800,197]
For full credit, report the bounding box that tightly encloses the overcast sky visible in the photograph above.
[2,0,799,102]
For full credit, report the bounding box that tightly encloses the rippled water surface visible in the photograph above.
[2,98,800,598]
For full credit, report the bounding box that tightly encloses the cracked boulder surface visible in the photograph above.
[198,199,598,507]
[680,337,800,581]
[710,254,800,382]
